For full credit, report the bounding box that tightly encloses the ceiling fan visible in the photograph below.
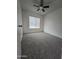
[33,0,50,12]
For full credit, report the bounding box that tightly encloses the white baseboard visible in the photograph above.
[44,31,62,39]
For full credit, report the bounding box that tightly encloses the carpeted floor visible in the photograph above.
[21,32,62,59]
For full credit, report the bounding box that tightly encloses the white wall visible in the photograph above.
[22,10,44,33]
[17,0,23,59]
[44,8,62,38]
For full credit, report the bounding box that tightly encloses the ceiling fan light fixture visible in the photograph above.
[33,0,50,12]
[40,7,43,10]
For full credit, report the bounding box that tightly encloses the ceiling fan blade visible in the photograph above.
[37,9,40,11]
[42,9,45,12]
[43,5,49,8]
[33,5,39,7]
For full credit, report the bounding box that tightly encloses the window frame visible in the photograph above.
[29,16,40,29]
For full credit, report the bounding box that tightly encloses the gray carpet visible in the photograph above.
[21,32,62,59]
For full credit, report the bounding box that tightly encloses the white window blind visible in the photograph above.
[29,16,40,29]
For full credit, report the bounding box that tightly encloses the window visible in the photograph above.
[29,16,40,29]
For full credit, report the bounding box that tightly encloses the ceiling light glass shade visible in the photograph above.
[40,7,43,10]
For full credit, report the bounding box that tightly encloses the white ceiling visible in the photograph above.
[20,0,62,15]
